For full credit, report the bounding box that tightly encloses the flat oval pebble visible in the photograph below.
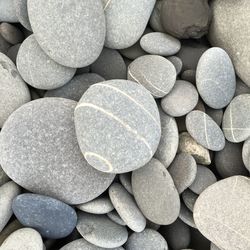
[14,0,32,31]
[17,35,76,90]
[109,183,146,232]
[107,210,126,226]
[196,47,236,109]
[128,55,176,98]
[140,32,181,56]
[167,56,183,75]
[182,189,198,212]
[161,80,199,117]
[28,0,105,67]
[132,158,180,225]
[74,80,161,174]
[125,229,168,250]
[119,173,133,195]
[0,23,23,44]
[222,94,250,143]
[194,176,250,250]
[12,193,77,239]
[0,98,115,204]
[0,0,18,22]
[186,111,225,151]
[77,213,128,248]
[179,203,196,228]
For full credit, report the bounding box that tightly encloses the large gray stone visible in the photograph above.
[0,0,18,22]
[14,0,32,31]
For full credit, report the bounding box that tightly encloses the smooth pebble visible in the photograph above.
[181,69,196,84]
[167,56,183,75]
[179,203,196,228]
[0,0,18,22]
[0,165,9,186]
[107,210,126,226]
[6,43,20,64]
[206,107,223,127]
[149,1,165,32]
[0,23,23,45]
[0,220,23,245]
[182,189,198,212]
[14,0,32,31]
[242,138,250,173]
[235,78,250,96]
[119,173,133,195]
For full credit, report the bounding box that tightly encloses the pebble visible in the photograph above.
[167,56,183,75]
[0,98,115,204]
[194,176,250,250]
[132,158,180,225]
[146,220,160,231]
[77,212,128,248]
[77,195,114,214]
[196,47,236,109]
[0,220,23,245]
[182,189,198,212]
[206,107,223,127]
[0,165,9,186]
[235,78,250,96]
[149,1,165,32]
[125,229,168,250]
[6,43,20,64]
[210,243,221,250]
[242,138,250,172]
[0,34,10,54]
[186,111,225,151]
[14,0,32,31]
[107,211,126,226]
[74,80,161,174]
[1,228,43,250]
[109,183,146,232]
[168,153,197,194]
[119,173,133,195]
[12,193,77,239]
[0,0,18,22]
[161,80,199,117]
[28,0,105,68]
[128,55,176,98]
[179,203,196,228]
[103,0,156,49]
[0,52,30,128]
[189,165,217,195]
[222,94,250,143]
[181,70,196,84]
[91,48,126,80]
[140,32,181,56]
[0,23,23,45]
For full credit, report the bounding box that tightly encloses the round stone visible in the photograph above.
[182,189,198,212]
[0,98,115,204]
[12,193,77,239]
[140,32,181,56]
[128,55,176,98]
[17,35,76,90]
[235,78,250,96]
[6,43,20,64]
[206,108,223,126]
[242,138,250,172]
[28,0,105,68]
[189,165,217,195]
[119,173,133,195]
[196,47,236,109]
[194,176,250,250]
[14,0,32,31]
[132,158,180,225]
[167,56,183,75]
[0,23,24,44]
[107,211,126,226]
[77,213,128,248]
[109,183,146,232]
[161,80,199,117]
[179,203,196,228]
[0,0,18,22]
[186,111,225,151]
[125,229,168,250]
[149,1,164,32]
[74,80,161,174]
[222,94,250,143]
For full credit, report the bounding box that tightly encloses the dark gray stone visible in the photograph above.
[14,0,32,31]
[181,69,196,84]
[0,34,10,54]
[179,203,196,228]
[182,189,198,212]
[0,23,23,45]
[76,66,90,75]
[0,0,18,22]
[206,107,223,127]
[235,78,250,96]
[119,173,133,195]
[0,165,9,186]
[167,56,182,75]
[242,138,250,173]
[6,43,21,64]
[107,210,126,226]
[149,1,165,32]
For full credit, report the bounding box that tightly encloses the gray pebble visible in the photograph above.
[0,23,23,45]
[0,33,10,54]
[222,94,250,143]
[28,0,105,68]
[146,220,160,231]
[125,229,168,250]
[186,111,225,151]
[74,80,161,174]
[168,153,197,194]
[17,35,76,90]
[77,212,128,248]
[196,47,236,109]
[181,69,196,84]
[206,107,223,127]
[0,98,115,204]
[179,203,196,228]
[182,189,198,212]
[149,1,165,32]
[14,0,32,31]
[0,165,9,186]
[235,78,250,96]
[194,176,250,250]
[242,138,250,173]
[0,220,23,245]
[140,32,181,56]
[107,210,126,226]
[132,158,180,225]
[189,165,217,195]
[167,56,183,75]
[194,98,206,113]
[161,80,199,117]
[0,0,18,22]
[128,55,176,98]
[119,173,133,195]
[6,43,20,64]
[76,66,90,75]
[103,0,155,49]
[109,183,146,232]
[211,243,221,250]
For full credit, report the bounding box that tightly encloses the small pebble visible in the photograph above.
[14,0,32,31]
[182,189,198,212]
[0,23,23,45]
[107,211,126,226]
[167,56,183,75]
[179,203,196,228]
[0,0,18,22]
[119,173,133,195]
[181,70,196,84]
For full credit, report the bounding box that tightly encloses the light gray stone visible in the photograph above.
[179,203,196,228]
[206,108,223,127]
[0,23,23,45]
[167,56,183,75]
[107,210,126,226]
[0,98,115,204]
[0,166,9,186]
[0,0,18,22]
[242,138,250,173]
[235,78,250,96]
[119,173,133,195]
[182,189,198,212]
[74,80,161,174]
[132,158,180,225]
[28,0,105,68]
[0,220,23,245]
[149,1,165,32]
[6,43,21,64]
[14,0,32,31]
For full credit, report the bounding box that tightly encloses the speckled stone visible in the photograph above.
[235,78,250,96]
[179,203,196,228]
[0,98,115,204]
[128,55,176,98]
[168,153,197,194]
[17,35,76,90]
[77,195,114,214]
[161,80,199,117]
[91,48,126,80]
[186,111,225,151]
[242,138,250,173]
[194,176,250,250]
[14,0,32,31]
[140,32,181,56]
[167,56,183,75]
[189,165,217,195]
[74,80,161,174]
[222,94,250,143]
[182,189,198,212]
[132,158,180,225]
[119,173,133,195]
[125,229,168,250]
[103,0,155,49]
[0,0,18,22]
[6,43,20,64]
[196,47,236,109]
[77,213,128,248]
[109,183,146,232]
[0,52,30,128]
[149,1,165,32]
[107,210,126,226]
[181,70,196,84]
[28,0,105,68]
[206,108,223,127]
[0,220,22,245]
[12,193,77,239]
[0,23,23,45]
[0,165,9,186]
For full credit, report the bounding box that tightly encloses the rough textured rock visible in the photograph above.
[14,0,32,31]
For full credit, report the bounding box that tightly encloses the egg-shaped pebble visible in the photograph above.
[74,80,161,174]
[0,23,23,45]
[107,211,126,226]
[14,0,32,31]
[119,173,133,195]
[182,189,198,212]
[0,0,18,22]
